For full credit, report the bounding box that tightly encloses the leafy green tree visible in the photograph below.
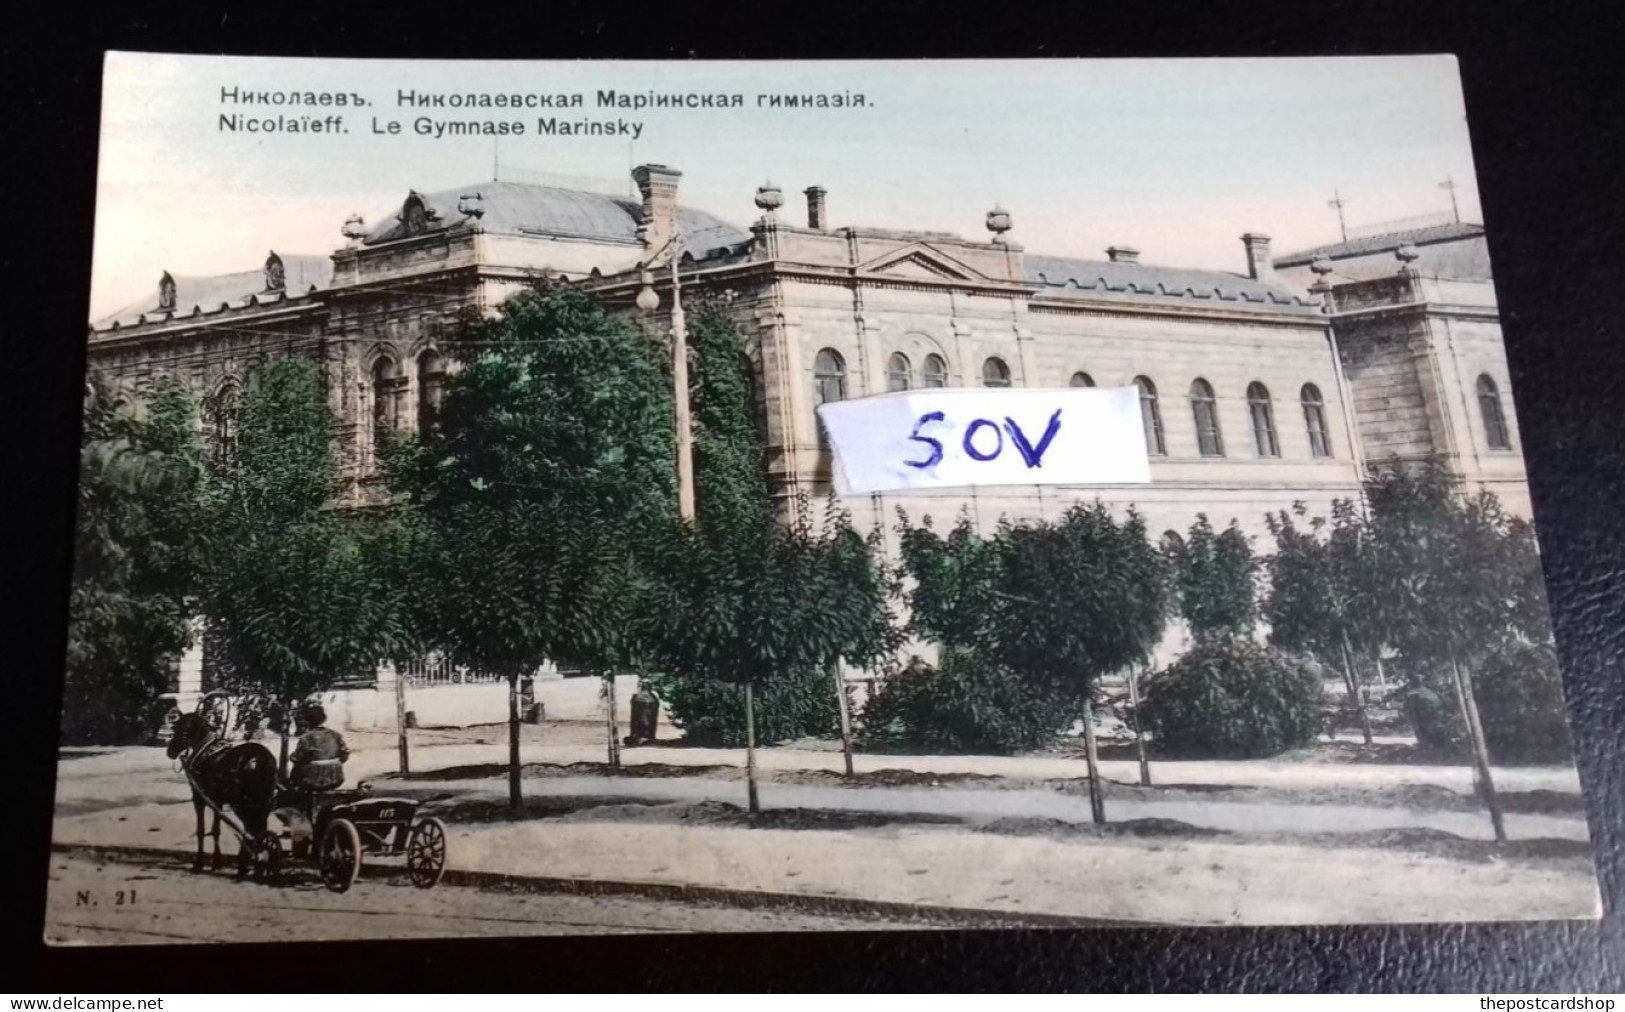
[199,356,410,775]
[896,505,1166,819]
[63,379,204,744]
[1359,460,1554,839]
[686,305,773,533]
[642,498,890,812]
[896,512,1009,654]
[1264,499,1378,743]
[996,504,1167,821]
[1167,514,1259,644]
[389,283,678,808]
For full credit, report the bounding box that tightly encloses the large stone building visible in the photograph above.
[87,165,1527,727]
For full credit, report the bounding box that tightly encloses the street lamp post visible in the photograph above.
[637,241,695,523]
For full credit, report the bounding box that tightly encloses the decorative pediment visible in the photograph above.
[855,243,986,283]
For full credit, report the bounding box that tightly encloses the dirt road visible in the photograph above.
[43,851,932,945]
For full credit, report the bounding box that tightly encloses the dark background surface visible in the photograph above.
[6,0,1622,992]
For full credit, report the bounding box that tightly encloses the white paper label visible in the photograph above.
[816,387,1152,495]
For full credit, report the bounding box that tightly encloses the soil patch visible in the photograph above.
[397,761,737,783]
[436,794,670,824]
[778,768,1003,789]
[1498,790,1588,815]
[978,815,1225,841]
[57,748,122,761]
[1324,827,1596,865]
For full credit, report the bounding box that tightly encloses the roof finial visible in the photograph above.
[985,205,1012,244]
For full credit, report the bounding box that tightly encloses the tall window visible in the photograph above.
[372,357,398,451]
[814,348,847,405]
[887,352,912,392]
[1191,378,1224,456]
[417,350,446,432]
[209,380,240,462]
[1135,376,1166,456]
[1478,373,1511,449]
[982,356,1012,388]
[1247,382,1280,457]
[1301,383,1332,458]
[922,354,948,388]
[1070,371,1096,388]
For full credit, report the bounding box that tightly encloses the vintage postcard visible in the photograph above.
[50,53,1600,945]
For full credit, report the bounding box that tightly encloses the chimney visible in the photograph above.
[632,163,683,255]
[804,186,828,230]
[1241,233,1274,282]
[1106,245,1140,264]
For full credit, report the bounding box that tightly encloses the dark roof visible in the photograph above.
[1275,221,1485,265]
[362,180,750,258]
[93,254,333,331]
[1024,254,1320,314]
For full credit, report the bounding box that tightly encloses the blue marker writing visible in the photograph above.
[1004,409,1063,468]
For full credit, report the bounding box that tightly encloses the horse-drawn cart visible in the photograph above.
[265,787,448,893]
[167,696,447,894]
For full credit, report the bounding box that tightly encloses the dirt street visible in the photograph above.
[44,851,934,945]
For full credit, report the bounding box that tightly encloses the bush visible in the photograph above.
[58,656,171,746]
[1396,645,1573,765]
[1401,673,1468,756]
[1139,641,1327,758]
[1475,643,1575,764]
[649,665,838,748]
[860,649,1070,755]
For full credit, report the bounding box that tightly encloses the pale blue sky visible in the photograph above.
[91,54,1483,318]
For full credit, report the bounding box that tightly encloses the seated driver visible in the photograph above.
[289,703,350,793]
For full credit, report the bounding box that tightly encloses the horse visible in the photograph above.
[165,712,279,876]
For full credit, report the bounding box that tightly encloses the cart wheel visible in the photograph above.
[252,831,282,884]
[319,818,362,894]
[406,817,447,889]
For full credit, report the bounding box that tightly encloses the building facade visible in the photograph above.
[86,166,1529,727]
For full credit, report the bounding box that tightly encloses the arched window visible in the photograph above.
[1478,374,1511,449]
[1301,383,1332,458]
[887,352,912,393]
[922,354,948,388]
[417,349,446,432]
[209,380,241,462]
[372,357,399,450]
[982,356,1012,388]
[1247,381,1280,457]
[1190,378,1224,456]
[1070,371,1096,388]
[814,348,847,405]
[1134,376,1166,456]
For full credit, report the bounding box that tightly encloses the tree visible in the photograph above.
[996,504,1167,822]
[199,356,409,776]
[1167,514,1259,644]
[1264,499,1378,744]
[896,505,1167,820]
[1359,461,1548,840]
[63,379,204,744]
[389,283,677,808]
[642,497,890,812]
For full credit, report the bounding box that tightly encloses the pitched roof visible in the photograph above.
[93,254,334,331]
[1024,254,1321,314]
[1275,221,1485,265]
[361,180,750,258]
